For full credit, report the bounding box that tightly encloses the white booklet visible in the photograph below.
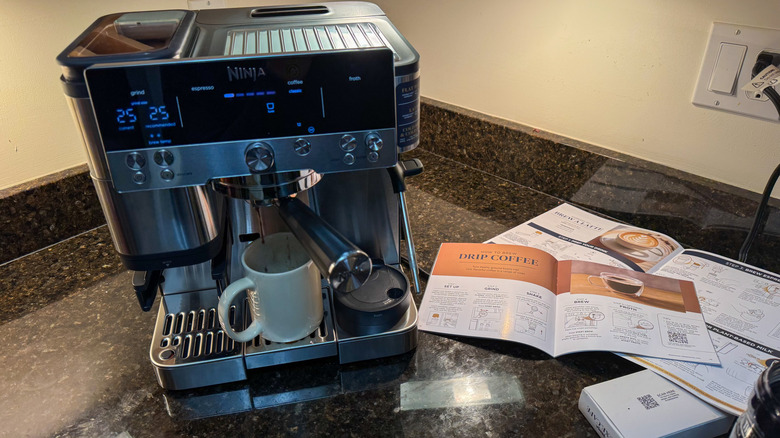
[418,242,720,363]
[488,203,684,274]
[456,203,778,415]
[621,250,780,415]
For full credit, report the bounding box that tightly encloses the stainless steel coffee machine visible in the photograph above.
[57,2,421,390]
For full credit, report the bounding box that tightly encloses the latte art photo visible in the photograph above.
[618,232,659,249]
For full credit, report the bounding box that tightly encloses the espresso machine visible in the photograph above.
[57,2,422,390]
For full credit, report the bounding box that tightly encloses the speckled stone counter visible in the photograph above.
[2,100,778,437]
[0,163,637,437]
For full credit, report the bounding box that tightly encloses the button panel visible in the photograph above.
[106,128,395,192]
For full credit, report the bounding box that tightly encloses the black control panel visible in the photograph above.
[85,49,399,192]
[86,49,396,151]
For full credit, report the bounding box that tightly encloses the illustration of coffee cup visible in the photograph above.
[616,231,665,256]
[588,272,645,297]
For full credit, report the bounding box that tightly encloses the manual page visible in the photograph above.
[486,203,778,414]
[622,250,780,415]
[418,243,720,363]
[489,204,683,273]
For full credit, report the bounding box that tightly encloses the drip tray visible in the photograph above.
[150,270,416,390]
[150,287,338,390]
[151,288,246,390]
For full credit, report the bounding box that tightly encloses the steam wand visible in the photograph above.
[276,197,372,294]
[388,159,424,294]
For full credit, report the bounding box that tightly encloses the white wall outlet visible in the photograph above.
[692,22,780,122]
[187,0,226,10]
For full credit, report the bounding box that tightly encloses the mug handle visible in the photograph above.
[587,275,605,288]
[217,277,263,343]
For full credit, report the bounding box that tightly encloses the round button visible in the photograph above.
[132,171,146,184]
[340,135,357,152]
[159,350,175,360]
[367,151,379,163]
[126,152,146,170]
[153,150,174,167]
[365,133,383,152]
[160,169,175,181]
[245,143,274,172]
[294,138,312,156]
[343,153,356,165]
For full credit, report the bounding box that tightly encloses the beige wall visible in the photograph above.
[2,0,779,198]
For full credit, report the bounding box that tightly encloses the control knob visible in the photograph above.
[245,142,274,172]
[365,132,383,152]
[294,138,312,156]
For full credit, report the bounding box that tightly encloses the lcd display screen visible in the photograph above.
[86,49,396,151]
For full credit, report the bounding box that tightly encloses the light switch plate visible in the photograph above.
[692,22,780,122]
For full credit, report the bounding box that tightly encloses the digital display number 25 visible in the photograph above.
[116,106,170,124]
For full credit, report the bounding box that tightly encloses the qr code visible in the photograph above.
[637,394,659,410]
[667,331,689,344]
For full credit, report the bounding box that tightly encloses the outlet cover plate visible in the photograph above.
[693,22,780,122]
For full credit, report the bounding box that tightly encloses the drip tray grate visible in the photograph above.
[244,287,338,369]
[151,292,243,365]
[150,287,338,380]
[157,307,239,360]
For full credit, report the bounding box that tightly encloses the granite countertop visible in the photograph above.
[2,141,775,437]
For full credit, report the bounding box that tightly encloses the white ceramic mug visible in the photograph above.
[218,232,323,343]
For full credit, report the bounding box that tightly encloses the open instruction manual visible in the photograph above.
[421,203,779,415]
[418,241,720,363]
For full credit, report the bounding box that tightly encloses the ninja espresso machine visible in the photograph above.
[57,2,422,390]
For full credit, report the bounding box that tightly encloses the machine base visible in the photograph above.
[151,282,417,390]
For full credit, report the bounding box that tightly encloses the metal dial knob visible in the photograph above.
[340,134,357,152]
[294,138,312,156]
[245,143,274,173]
[365,132,383,152]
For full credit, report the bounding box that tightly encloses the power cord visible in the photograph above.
[764,87,780,118]
[738,162,780,263]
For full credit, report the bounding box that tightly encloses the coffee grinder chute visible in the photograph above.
[58,3,422,390]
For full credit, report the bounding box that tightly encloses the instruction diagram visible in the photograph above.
[613,313,655,330]
[564,311,604,329]
[516,299,549,321]
[514,319,546,340]
[426,311,458,328]
[468,307,503,333]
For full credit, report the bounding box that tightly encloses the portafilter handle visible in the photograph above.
[277,197,372,294]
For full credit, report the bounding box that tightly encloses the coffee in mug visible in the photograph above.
[588,272,644,297]
[218,232,323,343]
